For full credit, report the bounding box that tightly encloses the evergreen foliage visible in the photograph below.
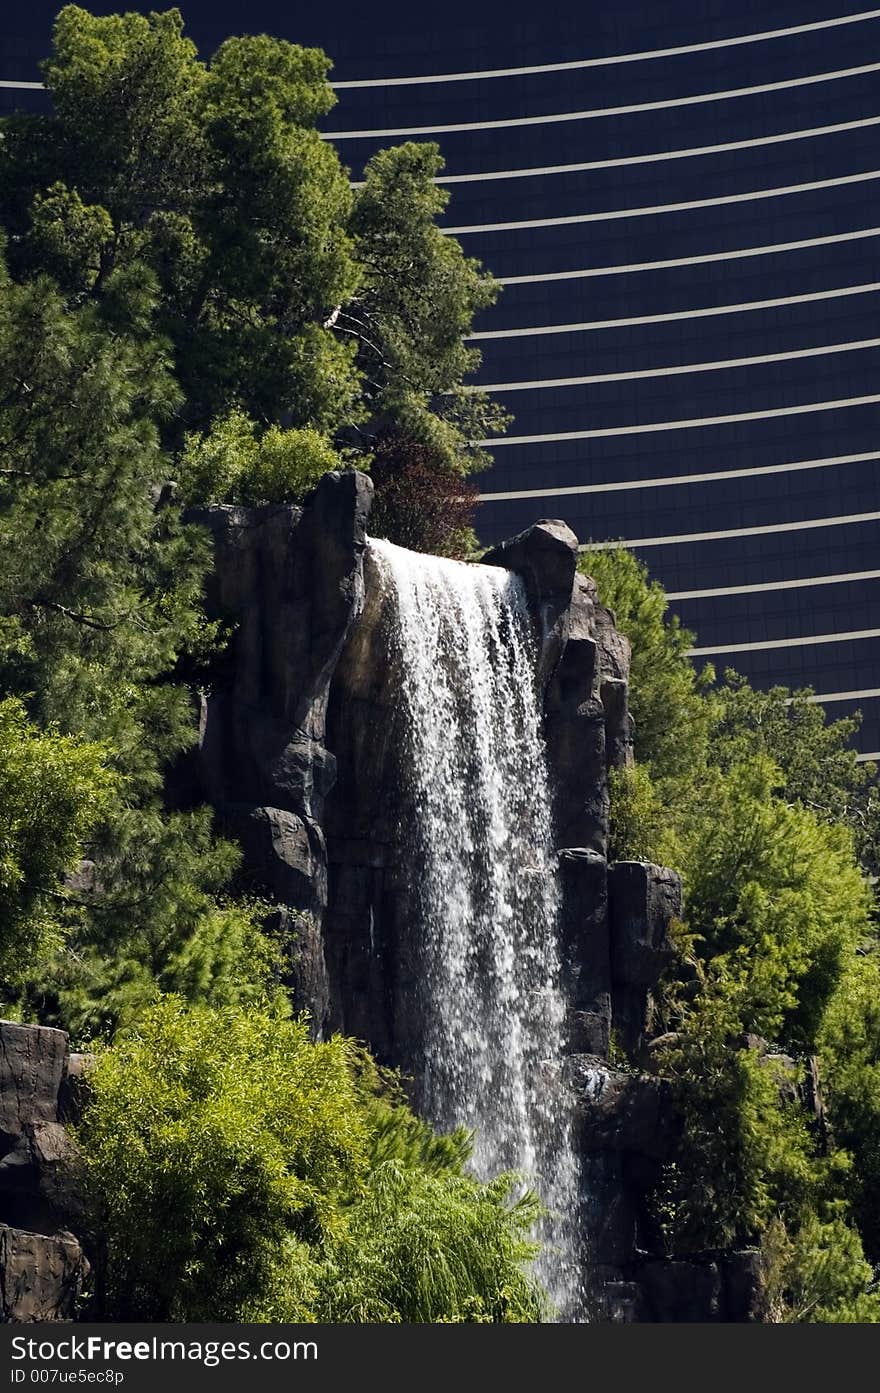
[0,6,544,1325]
[0,6,500,470]
[582,547,880,1321]
[0,696,112,989]
[0,4,502,1034]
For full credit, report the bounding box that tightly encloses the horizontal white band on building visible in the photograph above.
[468,282,880,340]
[480,392,880,445]
[8,11,877,96]
[444,169,880,236]
[434,115,880,185]
[496,226,880,284]
[856,751,880,761]
[465,336,880,393]
[687,627,880,656]
[807,687,880,703]
[579,509,880,552]
[5,11,873,96]
[332,9,880,86]
[324,60,880,139]
[345,115,880,187]
[667,569,880,600]
[477,450,880,502]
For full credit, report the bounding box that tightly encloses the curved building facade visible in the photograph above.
[3,1,880,755]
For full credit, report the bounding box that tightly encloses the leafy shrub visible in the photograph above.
[0,697,113,995]
[588,546,880,1318]
[77,998,547,1323]
[178,409,343,505]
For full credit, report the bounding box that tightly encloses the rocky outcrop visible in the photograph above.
[0,1022,88,1322]
[177,472,759,1321]
[182,471,373,1031]
[0,470,760,1322]
[609,862,681,1056]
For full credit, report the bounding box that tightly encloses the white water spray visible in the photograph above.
[369,537,581,1319]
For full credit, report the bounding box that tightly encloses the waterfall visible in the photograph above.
[368,537,581,1320]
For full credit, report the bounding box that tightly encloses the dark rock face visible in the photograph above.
[0,1023,68,1136]
[609,862,682,1056]
[557,851,610,1057]
[0,1022,88,1321]
[0,1227,86,1323]
[483,518,579,688]
[182,471,373,1031]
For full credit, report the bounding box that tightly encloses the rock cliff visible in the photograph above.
[0,1022,88,1321]
[0,471,763,1322]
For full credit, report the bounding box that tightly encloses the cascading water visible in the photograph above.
[368,537,582,1320]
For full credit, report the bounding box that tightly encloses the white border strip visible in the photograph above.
[808,687,880,703]
[856,751,880,761]
[497,226,880,285]
[579,510,880,552]
[468,282,880,341]
[688,627,880,655]
[478,450,880,502]
[325,60,880,139]
[481,392,880,446]
[444,169,880,236]
[668,568,880,600]
[348,114,880,188]
[468,336,880,394]
[332,10,880,86]
[436,115,880,184]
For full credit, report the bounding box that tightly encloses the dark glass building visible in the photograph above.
[3,2,880,754]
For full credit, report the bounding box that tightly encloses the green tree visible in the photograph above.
[579,547,712,781]
[710,673,880,878]
[586,544,880,1318]
[0,7,361,440]
[0,696,112,990]
[0,241,274,1034]
[819,950,880,1263]
[0,8,502,475]
[176,409,345,506]
[78,998,546,1323]
[0,254,205,753]
[343,142,508,473]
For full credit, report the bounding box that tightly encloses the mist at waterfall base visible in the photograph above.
[368,538,583,1321]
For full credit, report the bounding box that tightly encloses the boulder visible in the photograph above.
[573,1060,679,1161]
[185,469,372,813]
[0,1022,67,1140]
[0,1226,88,1322]
[635,1258,723,1322]
[57,1054,92,1128]
[609,862,682,1055]
[483,519,579,687]
[545,577,608,852]
[0,1123,82,1233]
[557,851,611,1055]
[265,907,330,1039]
[0,1024,89,1321]
[223,804,328,917]
[600,678,633,771]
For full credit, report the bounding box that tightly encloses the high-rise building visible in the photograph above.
[3,1,879,754]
